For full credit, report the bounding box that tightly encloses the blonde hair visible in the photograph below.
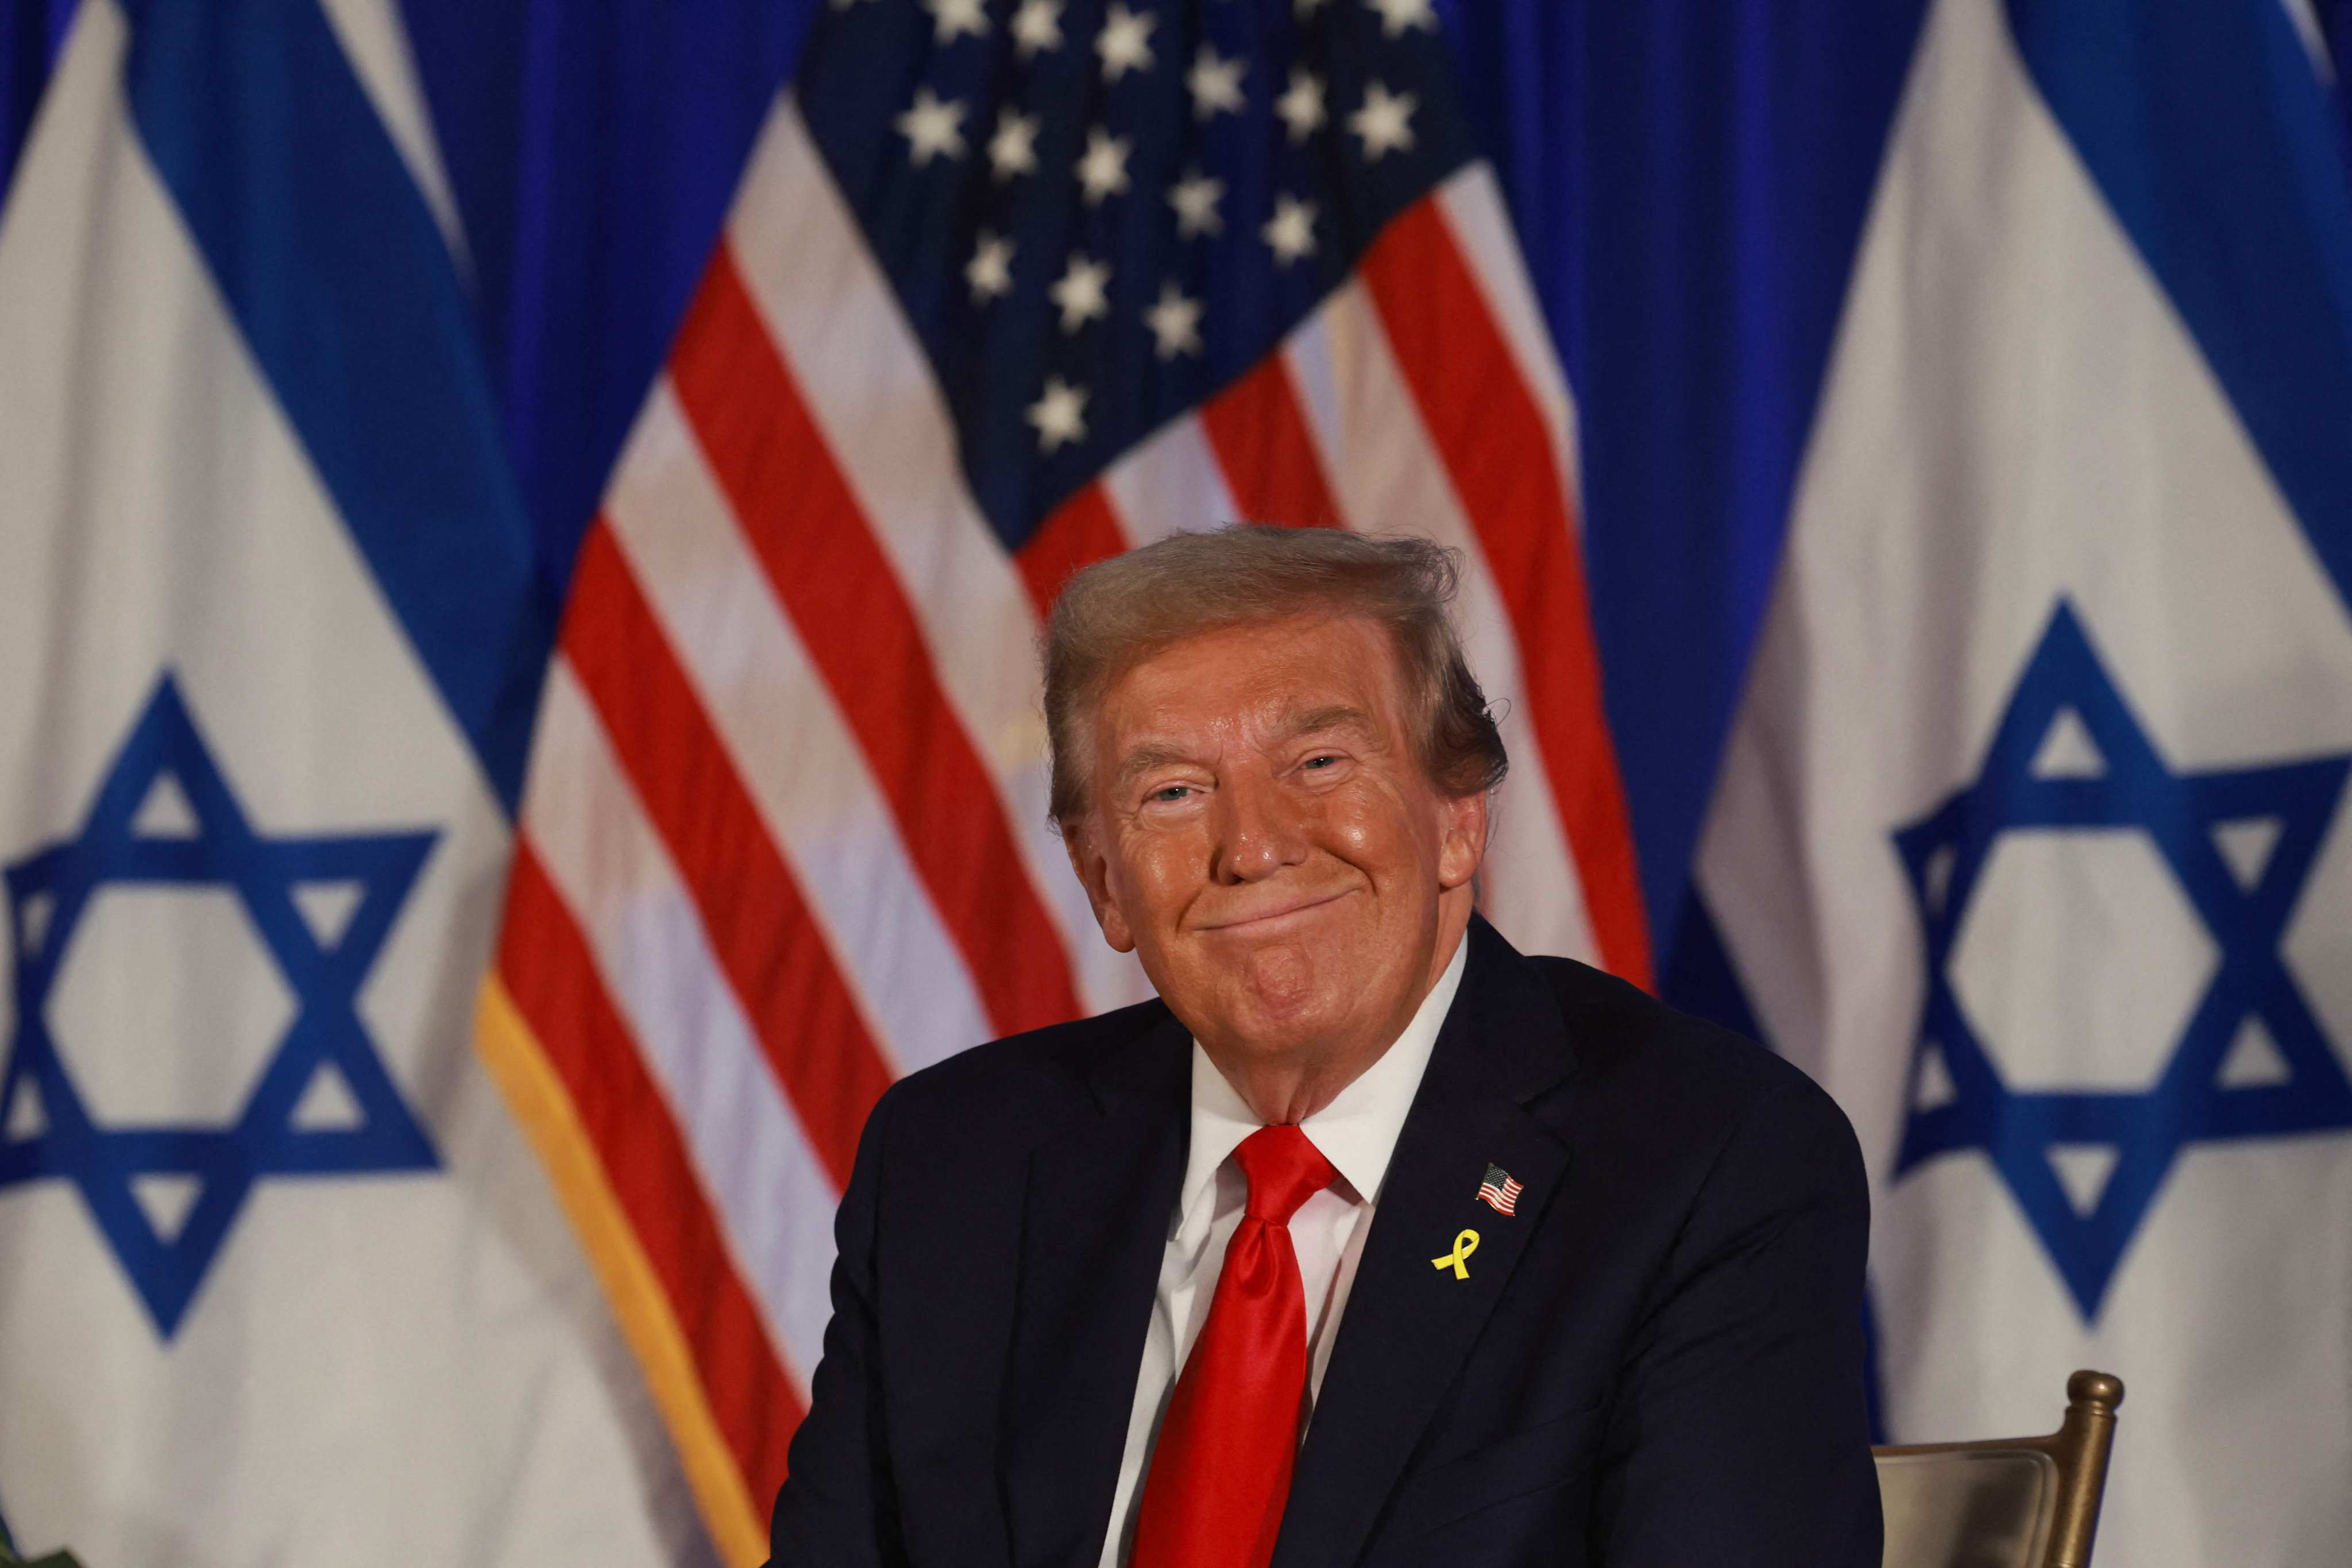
[1042,525,1508,829]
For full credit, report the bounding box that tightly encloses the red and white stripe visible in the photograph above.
[491,92,1648,1561]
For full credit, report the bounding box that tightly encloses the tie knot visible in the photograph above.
[1234,1124,1337,1225]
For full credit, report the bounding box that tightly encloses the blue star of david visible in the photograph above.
[1891,600,2352,1320]
[0,674,439,1336]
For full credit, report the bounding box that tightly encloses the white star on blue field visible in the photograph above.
[1891,600,2352,1320]
[0,675,439,1337]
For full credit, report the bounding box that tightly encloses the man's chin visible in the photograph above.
[1201,979,1385,1065]
[1150,926,1425,1059]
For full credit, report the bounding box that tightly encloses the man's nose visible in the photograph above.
[1213,771,1310,883]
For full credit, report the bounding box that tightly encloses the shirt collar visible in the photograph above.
[1180,932,1469,1221]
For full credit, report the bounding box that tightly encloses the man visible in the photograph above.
[769,527,1881,1567]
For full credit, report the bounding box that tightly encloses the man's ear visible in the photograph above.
[1435,786,1490,893]
[1063,818,1137,953]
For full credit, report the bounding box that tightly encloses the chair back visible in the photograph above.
[1874,1370,2124,1568]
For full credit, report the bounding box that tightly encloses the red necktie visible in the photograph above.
[1130,1123,1339,1568]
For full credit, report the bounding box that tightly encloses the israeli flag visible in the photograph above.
[0,3,701,1562]
[1699,2,2352,1562]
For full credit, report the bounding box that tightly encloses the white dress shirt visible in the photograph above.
[1094,935,1470,1568]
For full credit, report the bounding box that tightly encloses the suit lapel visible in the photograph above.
[1272,919,1578,1568]
[1001,1006,1192,1568]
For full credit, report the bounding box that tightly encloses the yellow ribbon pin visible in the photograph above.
[1431,1229,1480,1280]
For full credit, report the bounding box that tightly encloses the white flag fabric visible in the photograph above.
[0,3,702,1562]
[1699,1,2352,1562]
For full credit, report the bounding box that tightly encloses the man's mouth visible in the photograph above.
[1198,887,1355,932]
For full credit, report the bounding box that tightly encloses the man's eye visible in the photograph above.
[1152,784,1192,804]
[1301,754,1338,770]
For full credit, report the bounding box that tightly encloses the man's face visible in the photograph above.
[1067,613,1487,1065]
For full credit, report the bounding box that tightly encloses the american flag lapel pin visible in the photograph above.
[1476,1163,1523,1216]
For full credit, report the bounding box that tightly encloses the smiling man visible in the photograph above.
[767,527,1881,1568]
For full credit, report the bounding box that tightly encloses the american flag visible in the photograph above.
[1477,1162,1524,1216]
[474,1,1647,1562]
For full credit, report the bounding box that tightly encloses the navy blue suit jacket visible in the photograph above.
[768,916,1882,1567]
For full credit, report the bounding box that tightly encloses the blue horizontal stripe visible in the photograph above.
[394,0,813,594]
[2007,0,2352,620]
[117,0,553,814]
